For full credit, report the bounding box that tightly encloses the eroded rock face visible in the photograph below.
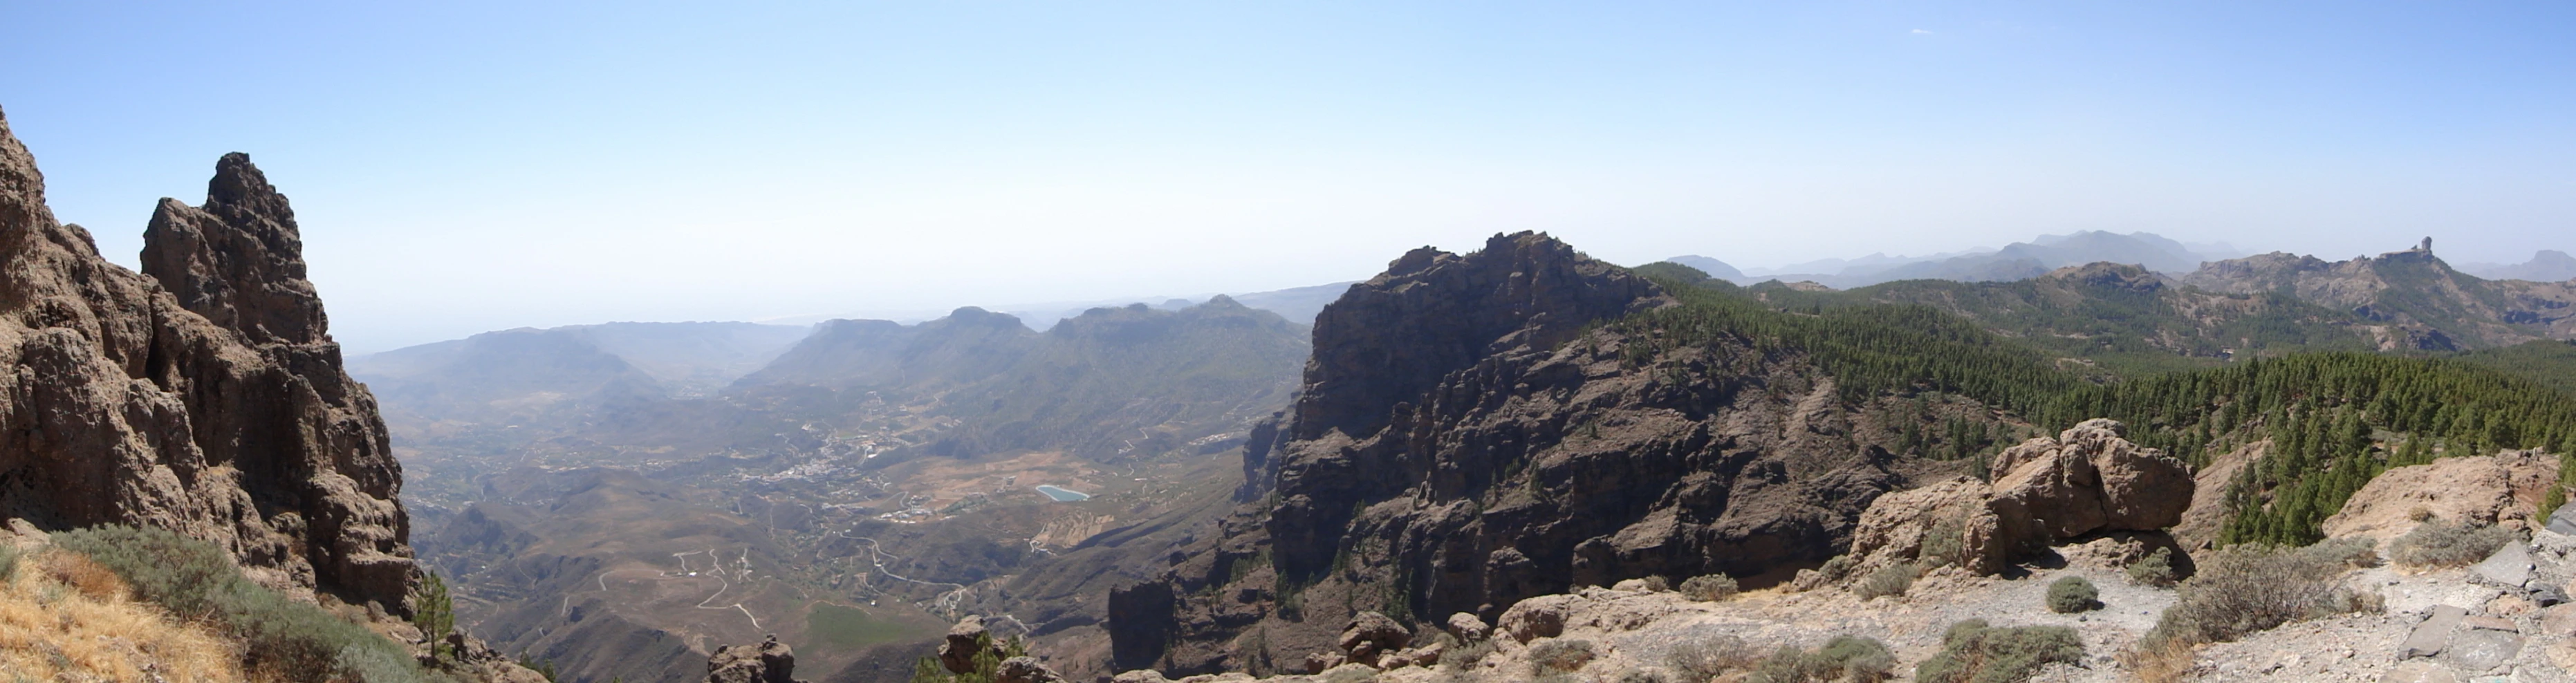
[0,107,411,608]
[1848,419,2192,574]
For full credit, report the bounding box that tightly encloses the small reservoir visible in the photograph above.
[1035,485,1090,502]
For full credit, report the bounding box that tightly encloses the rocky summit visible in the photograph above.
[1109,232,2026,675]
[0,107,411,609]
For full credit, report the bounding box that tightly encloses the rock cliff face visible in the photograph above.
[1109,233,1992,675]
[0,107,411,609]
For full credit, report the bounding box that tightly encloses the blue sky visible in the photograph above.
[4,2,2572,351]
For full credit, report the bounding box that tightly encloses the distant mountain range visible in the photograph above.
[372,298,1311,683]
[758,281,1359,331]
[2460,250,2576,282]
[1671,231,2247,289]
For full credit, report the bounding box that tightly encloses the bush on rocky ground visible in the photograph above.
[2307,536,2382,568]
[2389,520,2515,568]
[1680,574,1739,601]
[1665,634,1762,681]
[1915,619,2083,683]
[1920,514,1970,568]
[1526,638,1596,675]
[1748,635,1896,683]
[1854,563,1916,600]
[1438,639,1496,670]
[2046,576,2099,613]
[2126,547,2178,587]
[2144,541,2382,648]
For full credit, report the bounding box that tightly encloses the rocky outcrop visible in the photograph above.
[1259,233,1670,584]
[1111,232,1999,675]
[2181,243,2576,348]
[1283,233,1663,447]
[1988,418,2196,538]
[941,615,1000,673]
[707,636,807,683]
[0,107,411,609]
[2323,449,2561,542]
[1846,419,2192,574]
[1335,611,1410,666]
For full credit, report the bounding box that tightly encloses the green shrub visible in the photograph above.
[2306,536,2382,568]
[2146,542,2380,648]
[1665,635,1760,681]
[2126,548,2178,588]
[1750,635,1895,683]
[1854,563,1916,600]
[48,525,445,683]
[1680,574,1739,601]
[1527,638,1597,675]
[2046,577,2099,613]
[0,543,19,581]
[1914,619,2083,683]
[1921,514,1969,568]
[2389,520,2516,568]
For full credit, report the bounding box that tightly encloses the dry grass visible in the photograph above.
[0,548,244,683]
[2118,637,2197,683]
[39,549,128,600]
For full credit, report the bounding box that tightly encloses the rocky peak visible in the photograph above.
[141,152,328,346]
[0,107,411,610]
[1289,231,1662,442]
[2043,262,2165,294]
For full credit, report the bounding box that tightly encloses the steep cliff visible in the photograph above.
[0,107,411,609]
[1109,233,2032,675]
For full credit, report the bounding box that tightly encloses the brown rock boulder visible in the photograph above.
[1849,419,2192,575]
[1303,651,1346,674]
[1338,611,1411,657]
[1499,595,1575,643]
[2323,449,2559,542]
[706,636,805,683]
[1990,419,2194,538]
[1446,612,1491,643]
[1848,476,2008,572]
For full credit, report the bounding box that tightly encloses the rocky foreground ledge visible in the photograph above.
[1054,426,2576,682]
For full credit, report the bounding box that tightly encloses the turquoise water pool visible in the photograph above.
[1034,485,1090,501]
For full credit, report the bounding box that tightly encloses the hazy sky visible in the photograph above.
[4,2,2572,352]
